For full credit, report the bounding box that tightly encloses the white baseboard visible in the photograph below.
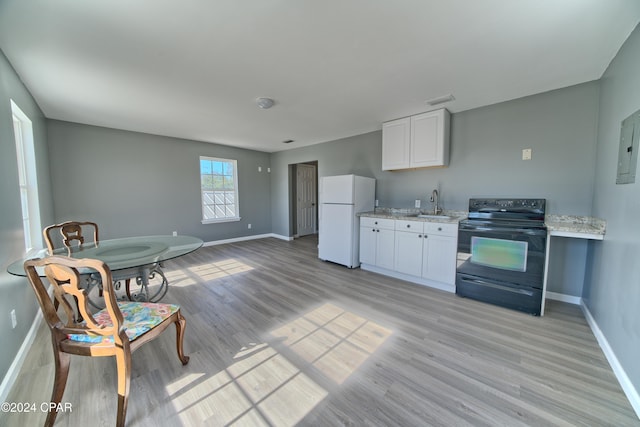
[270,233,294,241]
[581,302,640,419]
[203,233,293,247]
[0,310,43,403]
[545,291,582,305]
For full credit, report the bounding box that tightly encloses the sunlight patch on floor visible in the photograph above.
[167,342,327,426]
[163,269,196,287]
[166,303,391,426]
[270,303,393,384]
[165,259,254,287]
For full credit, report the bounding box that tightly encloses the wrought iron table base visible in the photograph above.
[86,262,169,309]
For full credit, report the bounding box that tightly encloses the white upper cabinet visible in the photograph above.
[382,109,450,171]
[381,117,411,170]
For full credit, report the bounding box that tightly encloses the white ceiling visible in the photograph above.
[1,1,639,153]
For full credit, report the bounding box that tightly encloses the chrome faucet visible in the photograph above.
[430,189,442,215]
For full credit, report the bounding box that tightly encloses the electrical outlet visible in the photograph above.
[415,199,421,208]
[375,199,379,207]
[172,231,178,237]
[10,309,17,329]
[248,223,252,229]
[522,148,532,160]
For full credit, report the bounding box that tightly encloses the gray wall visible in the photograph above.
[271,82,600,296]
[585,23,640,398]
[47,120,271,242]
[0,50,54,384]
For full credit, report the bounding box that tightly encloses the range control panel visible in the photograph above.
[467,198,546,221]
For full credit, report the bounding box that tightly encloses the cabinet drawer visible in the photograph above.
[424,222,457,236]
[360,217,395,230]
[395,220,424,233]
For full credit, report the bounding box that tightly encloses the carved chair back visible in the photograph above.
[43,221,99,255]
[25,256,125,347]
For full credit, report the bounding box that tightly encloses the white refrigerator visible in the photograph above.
[318,174,375,268]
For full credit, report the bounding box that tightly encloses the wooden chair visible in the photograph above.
[43,221,100,255]
[42,221,138,307]
[43,221,102,311]
[24,256,190,427]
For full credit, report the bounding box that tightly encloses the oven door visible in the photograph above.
[456,221,547,315]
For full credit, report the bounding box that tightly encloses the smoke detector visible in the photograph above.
[256,97,275,109]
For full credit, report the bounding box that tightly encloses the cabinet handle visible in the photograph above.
[372,228,376,232]
[406,224,410,228]
[424,235,428,238]
[375,221,378,225]
[418,234,422,238]
[438,227,442,231]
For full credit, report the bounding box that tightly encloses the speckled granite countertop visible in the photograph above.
[545,215,606,240]
[359,209,606,239]
[358,208,467,224]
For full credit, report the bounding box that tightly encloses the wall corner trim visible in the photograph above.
[581,302,640,419]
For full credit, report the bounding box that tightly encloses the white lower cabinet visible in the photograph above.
[422,233,457,284]
[361,216,458,292]
[394,220,424,276]
[376,229,395,270]
[422,222,458,285]
[359,217,395,270]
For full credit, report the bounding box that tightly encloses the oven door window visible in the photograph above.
[470,237,528,272]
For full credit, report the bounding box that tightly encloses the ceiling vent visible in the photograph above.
[425,94,455,106]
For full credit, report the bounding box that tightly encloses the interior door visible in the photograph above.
[296,164,317,236]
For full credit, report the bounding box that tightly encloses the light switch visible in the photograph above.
[415,199,421,208]
[258,166,262,172]
[522,149,532,160]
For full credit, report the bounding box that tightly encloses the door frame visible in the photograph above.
[290,161,318,238]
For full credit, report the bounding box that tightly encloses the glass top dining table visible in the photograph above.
[8,235,203,304]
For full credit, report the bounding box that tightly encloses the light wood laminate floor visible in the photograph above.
[2,235,638,426]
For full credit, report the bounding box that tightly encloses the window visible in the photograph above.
[200,156,240,223]
[11,99,42,253]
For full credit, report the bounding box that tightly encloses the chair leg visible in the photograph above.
[114,347,132,427]
[45,350,71,427]
[174,311,190,365]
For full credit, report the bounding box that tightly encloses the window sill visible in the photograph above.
[202,217,241,225]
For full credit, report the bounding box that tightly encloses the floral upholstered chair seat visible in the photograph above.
[69,302,180,344]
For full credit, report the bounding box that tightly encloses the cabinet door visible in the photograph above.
[382,118,411,170]
[376,228,396,270]
[394,231,423,276]
[411,110,450,168]
[359,226,377,265]
[422,234,457,284]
